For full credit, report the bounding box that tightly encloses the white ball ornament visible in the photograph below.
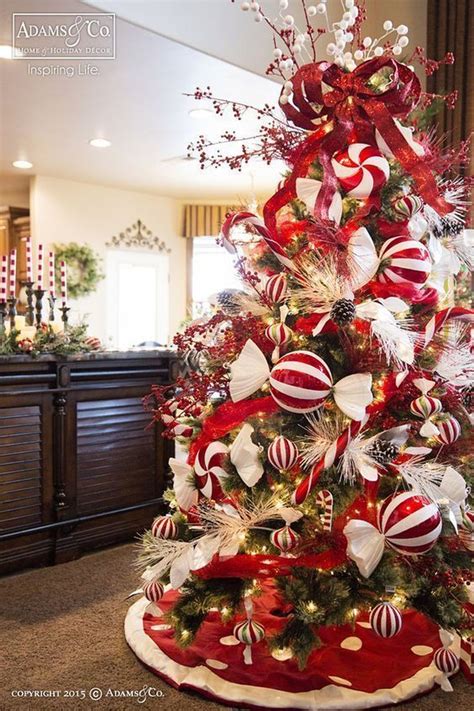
[307,6,317,17]
[279,95,289,105]
[273,48,282,60]
[383,20,393,31]
[345,0,354,7]
[284,80,293,92]
[250,1,259,10]
[345,32,354,42]
[316,3,326,14]
[279,0,289,8]
[254,13,263,22]
[335,29,344,40]
[327,43,337,55]
[284,15,295,26]
[354,49,364,60]
[374,46,384,57]
[339,20,348,30]
[363,36,372,48]
[351,6,359,17]
[336,39,346,49]
[398,36,409,48]
[397,24,409,35]
[296,34,306,44]
[241,1,250,10]
[343,12,352,21]
[393,46,402,56]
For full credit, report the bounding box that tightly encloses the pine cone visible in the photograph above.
[330,298,356,326]
[367,439,399,465]
[462,384,474,412]
[431,217,463,240]
[216,289,244,315]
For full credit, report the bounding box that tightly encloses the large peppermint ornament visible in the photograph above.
[265,274,287,304]
[434,415,461,446]
[269,351,333,413]
[433,647,459,675]
[369,601,403,638]
[393,195,424,220]
[267,435,299,471]
[270,525,301,553]
[194,441,229,499]
[331,143,390,198]
[143,581,165,603]
[151,515,178,540]
[378,235,431,289]
[378,492,442,555]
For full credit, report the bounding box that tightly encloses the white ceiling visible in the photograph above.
[0,0,427,202]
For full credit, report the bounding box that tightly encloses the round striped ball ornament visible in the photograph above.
[369,601,403,638]
[378,235,431,289]
[151,515,178,540]
[332,143,390,198]
[434,647,459,675]
[267,435,299,471]
[143,581,165,603]
[270,525,301,553]
[435,415,461,445]
[393,195,424,220]
[265,274,287,304]
[233,619,265,645]
[378,492,442,556]
[269,351,333,414]
[410,394,442,420]
[194,441,229,500]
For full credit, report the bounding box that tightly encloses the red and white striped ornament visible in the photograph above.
[332,143,390,198]
[393,195,424,220]
[434,647,459,675]
[377,235,431,289]
[459,511,474,552]
[435,415,461,446]
[269,351,333,414]
[143,580,165,603]
[168,421,193,439]
[369,601,403,638]
[26,238,33,282]
[378,492,442,556]
[422,306,474,349]
[265,274,287,304]
[194,441,229,499]
[9,249,16,298]
[0,255,7,302]
[48,251,55,297]
[270,525,300,553]
[410,395,442,420]
[315,489,334,531]
[265,322,293,363]
[84,336,101,351]
[151,515,178,540]
[267,435,299,471]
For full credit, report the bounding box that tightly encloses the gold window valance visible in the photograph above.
[182,204,236,238]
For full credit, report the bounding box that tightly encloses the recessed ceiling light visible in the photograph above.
[89,138,111,148]
[12,160,33,170]
[188,108,214,120]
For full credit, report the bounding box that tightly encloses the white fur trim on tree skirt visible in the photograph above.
[125,597,441,710]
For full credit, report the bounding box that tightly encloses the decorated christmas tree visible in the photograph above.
[125,2,473,707]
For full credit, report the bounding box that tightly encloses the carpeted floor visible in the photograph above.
[0,543,470,711]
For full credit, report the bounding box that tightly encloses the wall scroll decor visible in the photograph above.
[107,220,171,253]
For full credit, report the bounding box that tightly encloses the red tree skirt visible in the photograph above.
[125,584,446,709]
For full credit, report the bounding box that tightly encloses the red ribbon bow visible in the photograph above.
[264,57,452,243]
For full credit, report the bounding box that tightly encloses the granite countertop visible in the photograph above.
[0,349,176,364]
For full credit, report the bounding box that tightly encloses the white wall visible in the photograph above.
[30,176,186,345]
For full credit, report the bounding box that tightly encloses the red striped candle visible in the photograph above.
[48,251,55,297]
[37,243,44,289]
[26,238,33,282]
[0,255,7,302]
[60,260,67,305]
[9,249,17,297]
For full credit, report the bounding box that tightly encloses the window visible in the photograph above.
[192,237,241,317]
[106,249,169,349]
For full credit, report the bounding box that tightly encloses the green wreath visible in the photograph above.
[54,243,104,299]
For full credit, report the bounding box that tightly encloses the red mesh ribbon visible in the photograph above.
[188,396,279,465]
[264,57,452,245]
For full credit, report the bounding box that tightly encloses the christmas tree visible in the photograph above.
[126,2,473,707]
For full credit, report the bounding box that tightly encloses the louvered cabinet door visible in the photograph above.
[0,395,54,568]
[75,396,160,515]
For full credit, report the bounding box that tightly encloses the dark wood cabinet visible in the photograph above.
[0,351,177,574]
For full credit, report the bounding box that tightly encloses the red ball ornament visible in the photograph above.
[194,441,229,499]
[270,525,301,553]
[265,274,287,304]
[267,435,299,471]
[269,351,332,413]
[369,601,403,638]
[151,515,178,540]
[378,492,442,555]
[433,647,459,675]
[143,581,165,603]
[377,235,431,289]
[332,143,390,198]
[434,415,461,445]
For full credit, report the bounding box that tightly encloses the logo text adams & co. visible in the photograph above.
[12,14,115,59]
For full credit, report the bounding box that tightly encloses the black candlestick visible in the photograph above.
[60,305,70,328]
[0,301,7,336]
[34,289,46,328]
[48,293,57,322]
[21,280,35,326]
[7,296,17,331]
